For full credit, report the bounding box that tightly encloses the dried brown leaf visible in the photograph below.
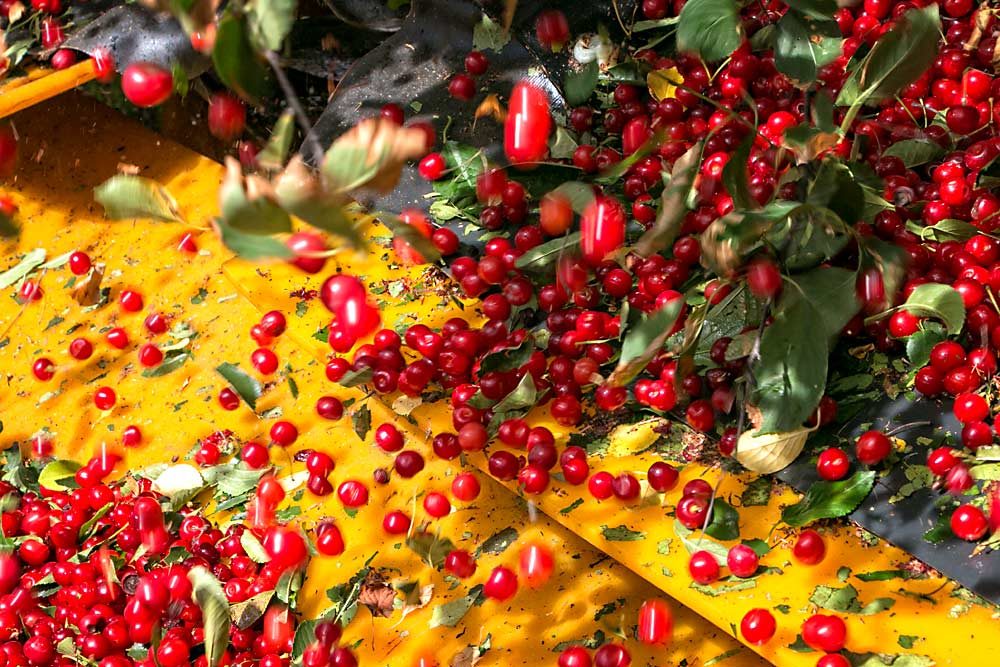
[72,264,104,306]
[735,427,810,474]
[474,94,506,125]
[698,213,744,278]
[634,141,702,257]
[964,3,991,51]
[358,570,394,618]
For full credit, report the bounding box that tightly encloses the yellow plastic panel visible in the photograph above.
[0,91,762,667]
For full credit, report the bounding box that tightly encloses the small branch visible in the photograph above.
[264,50,325,166]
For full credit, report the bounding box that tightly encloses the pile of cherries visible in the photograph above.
[0,437,372,667]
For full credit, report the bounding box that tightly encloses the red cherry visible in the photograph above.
[270,420,298,447]
[94,386,116,410]
[465,50,489,76]
[106,327,129,349]
[119,289,143,312]
[316,523,345,556]
[688,550,720,584]
[483,565,518,601]
[321,275,367,314]
[505,81,552,166]
[816,655,851,667]
[793,529,826,565]
[855,429,892,465]
[138,343,163,367]
[954,392,989,423]
[423,492,451,518]
[382,510,411,535]
[208,93,246,141]
[746,259,782,298]
[32,357,55,381]
[448,74,476,102]
[121,62,174,108]
[444,549,477,579]
[927,446,958,476]
[816,447,850,481]
[593,643,630,667]
[69,337,94,360]
[558,647,592,667]
[801,614,846,653]
[740,608,776,645]
[636,599,673,646]
[263,526,308,570]
[888,310,920,338]
[726,544,760,578]
[535,9,570,51]
[518,542,554,588]
[286,232,328,274]
[68,251,92,275]
[337,480,369,507]
[451,472,481,501]
[418,152,446,181]
[252,348,279,375]
[951,504,988,540]
[580,195,626,265]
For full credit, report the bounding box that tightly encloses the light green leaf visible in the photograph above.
[901,283,965,335]
[601,525,646,541]
[257,111,295,171]
[472,14,508,52]
[514,232,581,271]
[38,459,81,491]
[429,585,483,628]
[248,0,296,51]
[94,176,182,222]
[883,139,946,168]
[0,248,45,289]
[188,567,230,667]
[608,298,684,386]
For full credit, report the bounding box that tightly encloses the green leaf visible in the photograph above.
[247,0,296,51]
[564,61,599,107]
[472,13,508,52]
[38,459,81,491]
[856,570,909,582]
[677,0,743,62]
[634,141,702,257]
[214,466,268,497]
[215,218,294,261]
[429,585,484,628]
[882,139,945,168]
[257,111,295,171]
[742,538,771,558]
[845,653,935,667]
[219,175,292,235]
[337,367,373,388]
[406,532,455,569]
[548,127,579,160]
[94,176,182,222]
[905,322,946,368]
[787,635,816,653]
[600,525,646,541]
[721,134,754,210]
[897,635,919,649]
[703,499,740,541]
[213,13,272,102]
[608,298,684,386]
[475,528,518,557]
[901,283,966,336]
[0,206,17,238]
[491,373,538,413]
[809,584,895,615]
[514,232,581,271]
[905,218,979,243]
[378,213,442,264]
[188,567,230,667]
[836,5,940,108]
[0,248,45,289]
[240,531,271,563]
[674,521,729,566]
[352,404,372,441]
[740,477,773,507]
[774,11,841,83]
[215,362,263,410]
[753,267,859,432]
[781,470,875,527]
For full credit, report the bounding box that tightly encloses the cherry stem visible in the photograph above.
[264,50,325,166]
[885,421,932,437]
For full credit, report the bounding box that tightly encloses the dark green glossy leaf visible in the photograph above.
[514,232,581,271]
[781,471,876,527]
[608,298,684,386]
[215,218,294,261]
[721,134,754,210]
[635,141,702,257]
[774,11,841,83]
[219,174,292,235]
[429,585,484,629]
[212,13,272,102]
[783,0,836,19]
[704,499,740,541]
[215,362,263,410]
[475,528,518,557]
[677,0,742,62]
[905,322,946,368]
[836,5,940,107]
[564,60,599,107]
[337,367,373,388]
[406,532,455,569]
[753,267,859,433]
[904,218,979,243]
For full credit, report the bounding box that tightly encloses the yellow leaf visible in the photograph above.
[647,67,684,102]
[607,418,667,458]
[474,94,506,125]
